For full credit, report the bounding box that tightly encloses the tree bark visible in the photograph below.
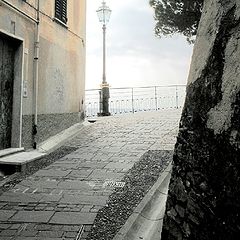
[162,0,240,239]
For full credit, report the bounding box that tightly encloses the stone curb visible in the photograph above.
[37,120,91,154]
[113,161,172,240]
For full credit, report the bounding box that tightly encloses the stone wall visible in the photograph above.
[162,1,240,239]
[22,112,84,149]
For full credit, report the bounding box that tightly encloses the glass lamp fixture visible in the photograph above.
[96,1,112,24]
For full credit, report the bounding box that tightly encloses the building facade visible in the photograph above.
[0,0,86,150]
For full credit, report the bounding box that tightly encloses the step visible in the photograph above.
[0,148,24,158]
[0,151,46,166]
[0,151,46,173]
[0,151,46,174]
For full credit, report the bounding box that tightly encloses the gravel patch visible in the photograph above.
[86,150,173,240]
[0,146,78,196]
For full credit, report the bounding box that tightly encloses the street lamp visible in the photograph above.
[97,0,111,116]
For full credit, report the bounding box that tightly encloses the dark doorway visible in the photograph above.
[0,37,15,150]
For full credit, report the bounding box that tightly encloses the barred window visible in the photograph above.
[55,0,67,24]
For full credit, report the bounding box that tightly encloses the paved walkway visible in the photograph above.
[0,110,181,240]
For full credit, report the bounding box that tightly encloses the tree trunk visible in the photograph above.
[162,0,240,239]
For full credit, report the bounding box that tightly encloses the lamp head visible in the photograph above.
[96,0,112,24]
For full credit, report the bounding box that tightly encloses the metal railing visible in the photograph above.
[85,85,186,117]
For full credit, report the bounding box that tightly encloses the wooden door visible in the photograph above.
[0,37,15,150]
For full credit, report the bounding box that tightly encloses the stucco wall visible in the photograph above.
[0,0,86,114]
[37,0,86,114]
[0,0,86,148]
[162,0,240,239]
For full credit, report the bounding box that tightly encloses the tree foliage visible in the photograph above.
[149,0,203,43]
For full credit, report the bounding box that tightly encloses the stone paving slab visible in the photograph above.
[33,169,72,177]
[0,110,181,239]
[10,211,54,223]
[104,162,134,170]
[88,169,124,180]
[56,180,93,190]
[0,223,83,240]
[0,210,16,221]
[67,169,93,178]
[0,192,42,203]
[18,179,59,189]
[50,212,97,225]
[59,195,107,206]
[39,195,62,203]
[14,237,63,240]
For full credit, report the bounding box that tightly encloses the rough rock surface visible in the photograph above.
[162,0,240,239]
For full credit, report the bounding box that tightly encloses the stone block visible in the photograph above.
[10,211,54,223]
[0,229,18,236]
[49,212,97,225]
[60,195,107,206]
[0,192,42,203]
[37,230,64,238]
[34,169,71,177]
[0,210,16,221]
[104,162,134,170]
[19,230,38,237]
[88,169,123,180]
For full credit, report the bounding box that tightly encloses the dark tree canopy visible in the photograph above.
[149,0,203,43]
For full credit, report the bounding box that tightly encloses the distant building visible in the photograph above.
[0,0,86,150]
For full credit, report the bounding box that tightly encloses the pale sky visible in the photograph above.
[86,0,193,89]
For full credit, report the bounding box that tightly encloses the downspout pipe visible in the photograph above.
[33,0,40,149]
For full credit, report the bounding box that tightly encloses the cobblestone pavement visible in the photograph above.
[0,110,181,240]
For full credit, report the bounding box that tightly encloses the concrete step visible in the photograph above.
[0,151,46,165]
[0,151,46,173]
[0,148,24,158]
[0,120,89,174]
[0,121,86,173]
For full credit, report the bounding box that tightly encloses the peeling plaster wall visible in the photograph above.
[0,0,86,148]
[162,0,240,239]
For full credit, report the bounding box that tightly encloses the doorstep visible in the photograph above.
[0,148,24,158]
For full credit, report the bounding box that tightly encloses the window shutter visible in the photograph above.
[55,0,67,24]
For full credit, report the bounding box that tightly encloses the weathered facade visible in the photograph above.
[0,0,86,149]
[162,0,240,239]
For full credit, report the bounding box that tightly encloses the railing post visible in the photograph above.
[132,88,134,113]
[176,86,179,109]
[99,90,102,114]
[155,86,157,111]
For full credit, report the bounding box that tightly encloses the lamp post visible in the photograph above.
[97,0,111,116]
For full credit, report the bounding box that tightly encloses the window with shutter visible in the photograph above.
[55,0,67,24]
